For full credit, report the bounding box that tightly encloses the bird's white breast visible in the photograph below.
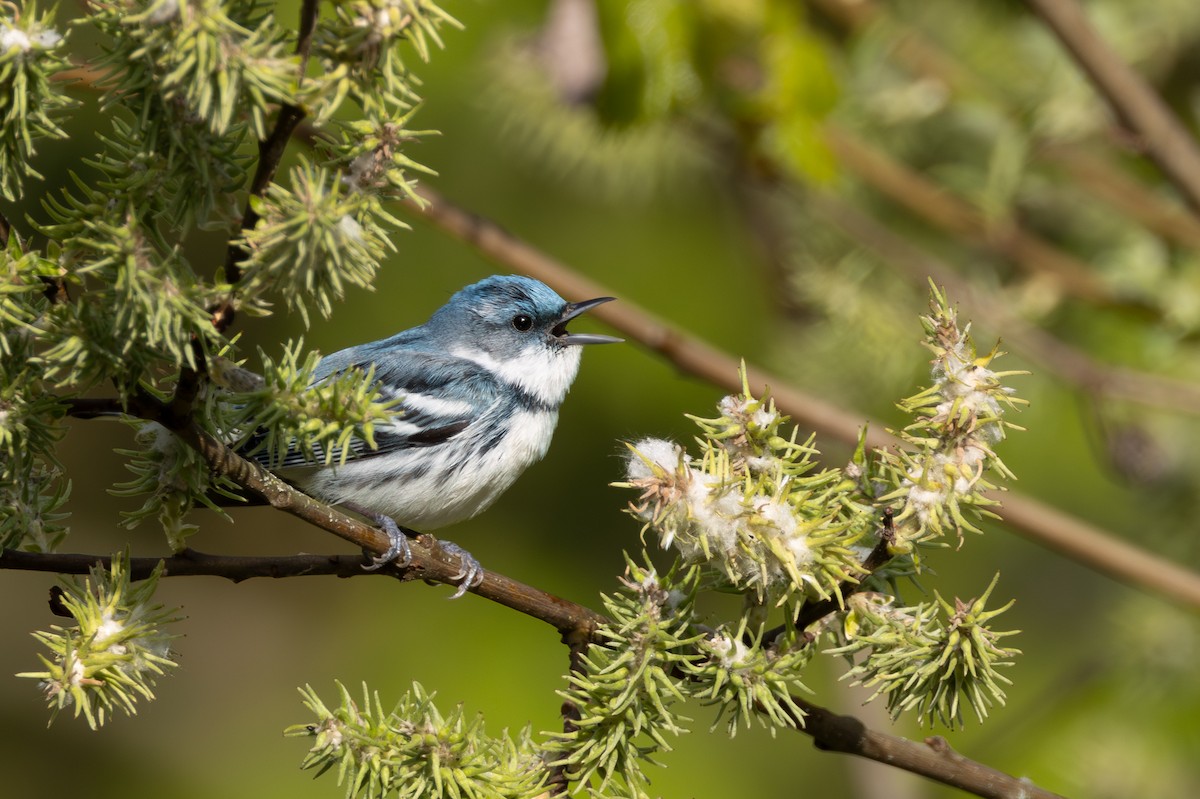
[301,408,560,530]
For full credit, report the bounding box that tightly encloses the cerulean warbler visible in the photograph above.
[262,275,621,595]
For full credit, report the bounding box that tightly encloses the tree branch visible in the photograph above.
[1023,0,1200,214]
[547,626,591,797]
[402,186,1200,612]
[808,191,1200,416]
[1,544,1061,798]
[52,399,1062,797]
[0,549,377,581]
[787,698,1067,799]
[823,126,1134,309]
[61,396,608,636]
[213,0,320,332]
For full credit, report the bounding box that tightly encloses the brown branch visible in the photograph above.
[1023,0,1200,214]
[788,699,1067,799]
[808,191,1200,416]
[62,396,608,636]
[547,626,591,797]
[1039,145,1200,250]
[0,549,378,581]
[401,186,1200,612]
[0,544,1059,799]
[823,126,1132,308]
[810,0,1200,251]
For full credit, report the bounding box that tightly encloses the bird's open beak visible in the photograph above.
[553,296,624,345]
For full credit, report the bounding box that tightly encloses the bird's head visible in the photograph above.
[432,275,622,404]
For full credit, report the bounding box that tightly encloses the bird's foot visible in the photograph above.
[362,513,413,571]
[436,540,485,599]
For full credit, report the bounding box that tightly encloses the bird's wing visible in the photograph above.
[253,348,501,470]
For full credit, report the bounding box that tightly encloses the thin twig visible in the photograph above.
[547,626,591,796]
[1023,0,1200,214]
[0,550,377,581]
[213,0,320,329]
[402,186,1200,611]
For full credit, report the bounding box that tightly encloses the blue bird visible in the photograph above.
[263,275,621,596]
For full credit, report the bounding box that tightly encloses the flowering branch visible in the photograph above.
[0,549,1061,798]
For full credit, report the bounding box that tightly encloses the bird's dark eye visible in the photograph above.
[511,314,533,332]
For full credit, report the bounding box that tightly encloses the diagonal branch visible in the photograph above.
[1023,0,1200,214]
[787,698,1067,799]
[823,126,1130,309]
[402,186,1200,612]
[62,396,607,636]
[808,191,1200,416]
[809,0,1200,250]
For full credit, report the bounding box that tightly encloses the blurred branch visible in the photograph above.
[1023,0,1200,214]
[824,126,1120,307]
[809,0,1200,250]
[1039,145,1200,250]
[808,192,1200,415]
[403,185,1200,611]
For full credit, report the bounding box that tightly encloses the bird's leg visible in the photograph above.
[341,501,414,570]
[340,503,482,597]
[434,540,485,599]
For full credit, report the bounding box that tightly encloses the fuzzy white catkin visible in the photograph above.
[625,437,686,482]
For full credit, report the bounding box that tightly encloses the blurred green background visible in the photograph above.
[3,0,1200,797]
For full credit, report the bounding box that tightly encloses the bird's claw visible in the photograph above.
[362,514,412,571]
[354,512,480,598]
[438,541,484,599]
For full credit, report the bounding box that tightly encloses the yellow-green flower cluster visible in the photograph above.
[113,419,240,550]
[18,555,179,729]
[684,617,812,736]
[881,283,1027,546]
[827,575,1020,729]
[620,377,866,607]
[287,681,545,799]
[546,560,702,799]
